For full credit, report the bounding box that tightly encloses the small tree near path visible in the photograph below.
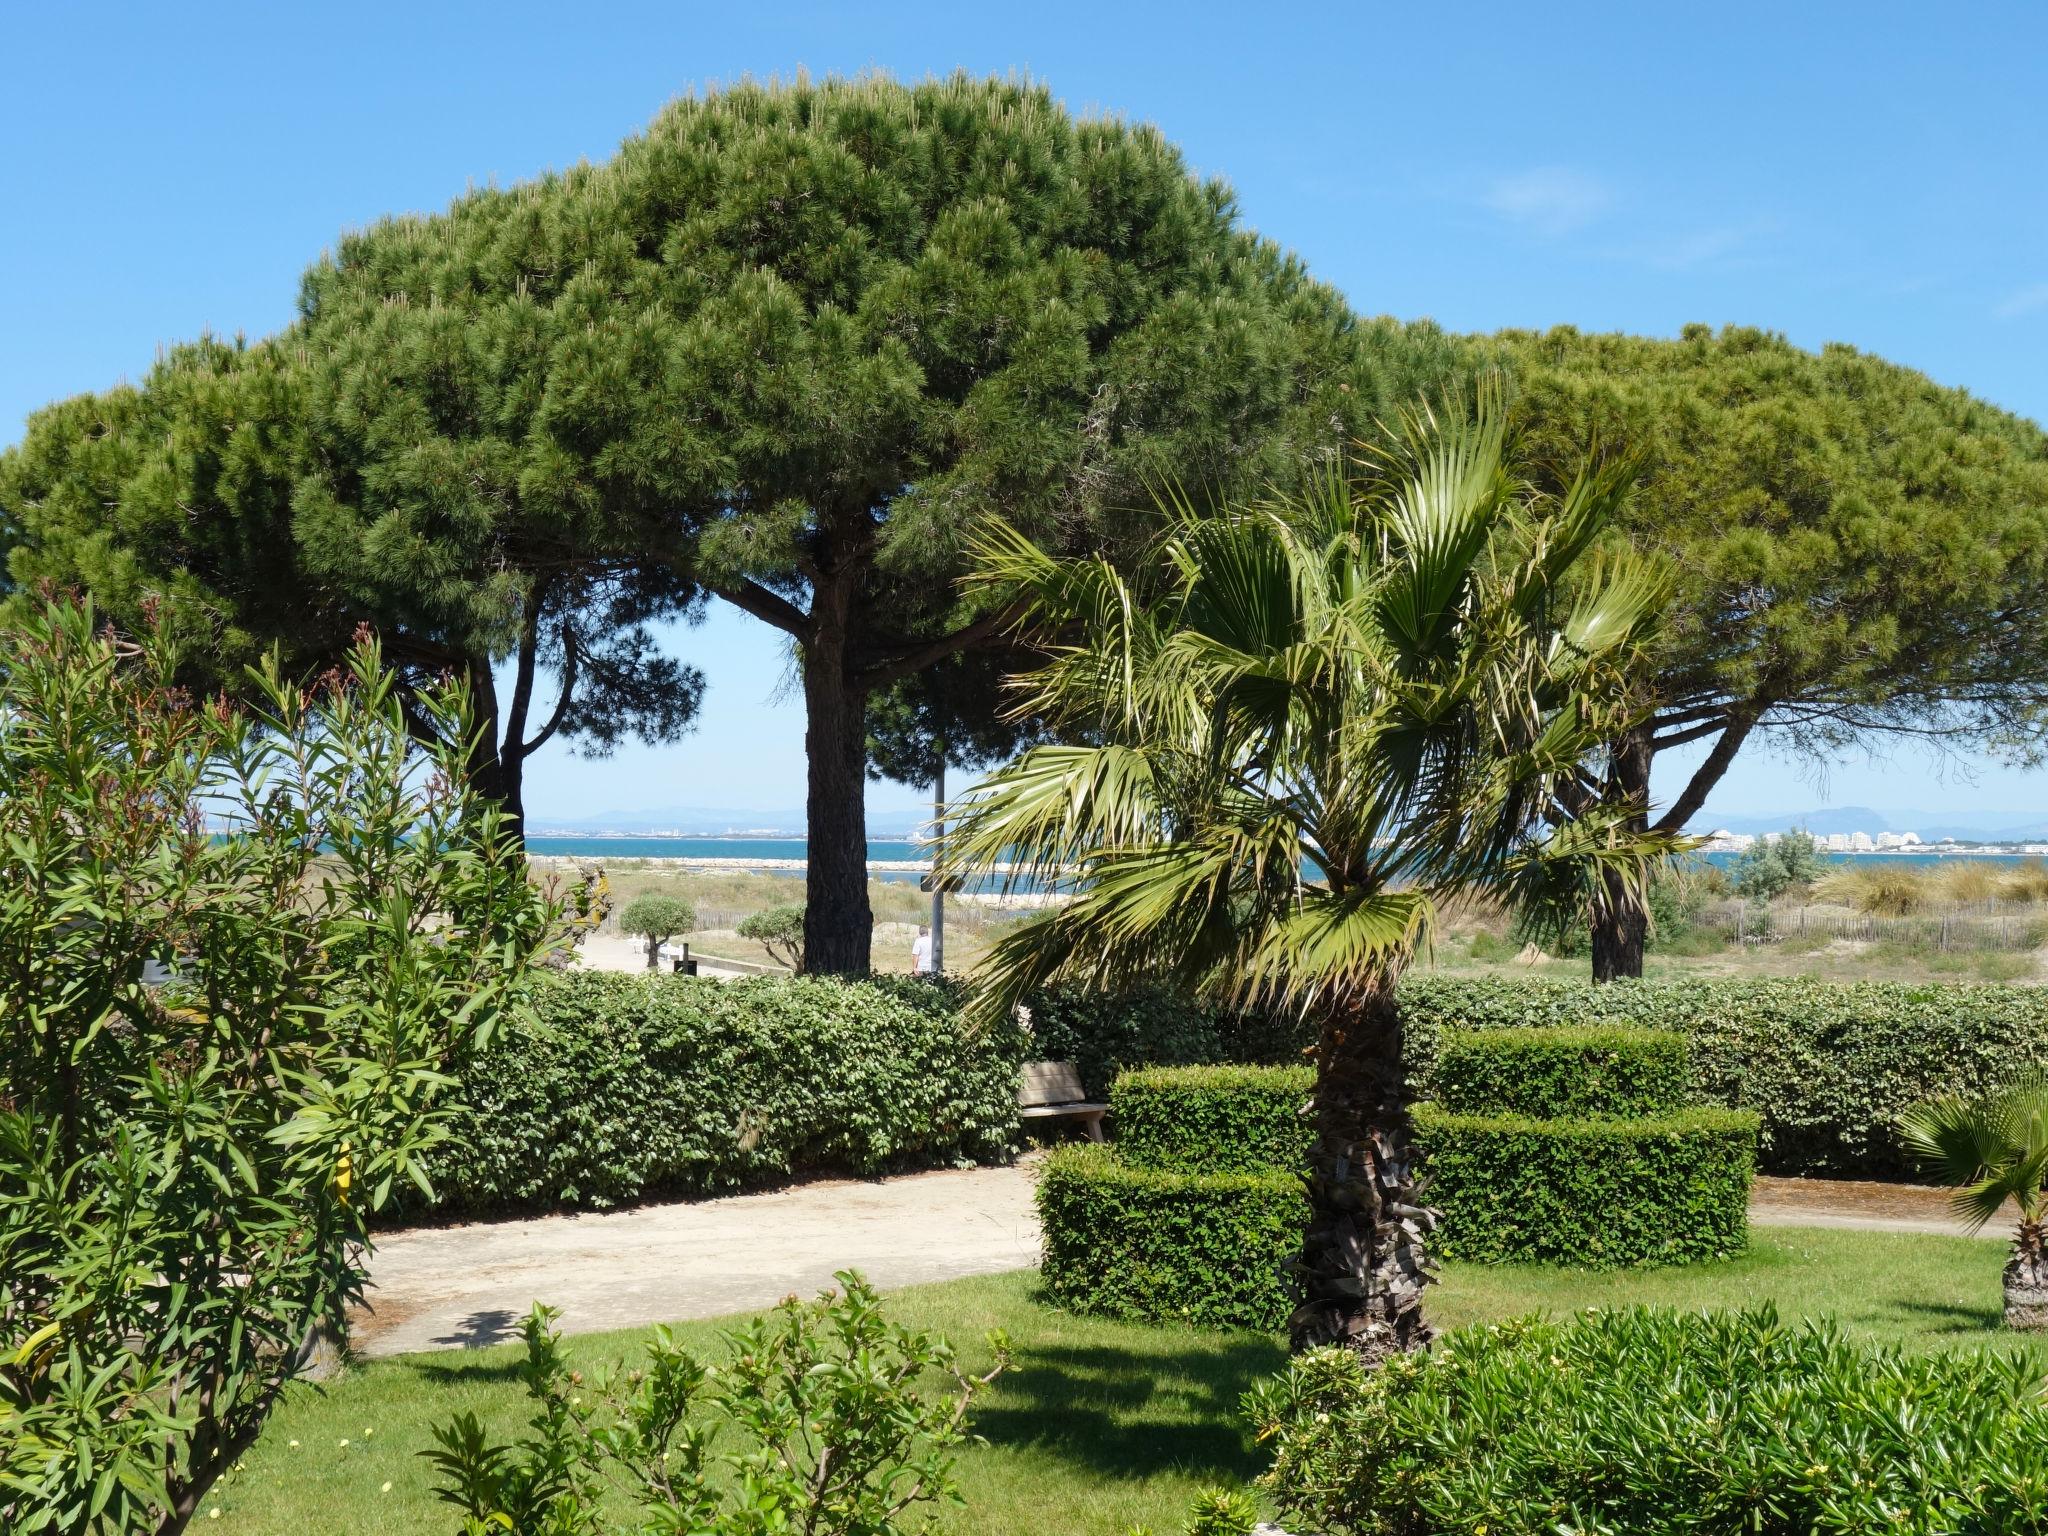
[619,891,697,970]
[738,904,806,972]
[0,599,578,1535]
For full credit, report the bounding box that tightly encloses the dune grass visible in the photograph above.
[195,1225,2031,1535]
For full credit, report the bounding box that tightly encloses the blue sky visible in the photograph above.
[6,1,2046,830]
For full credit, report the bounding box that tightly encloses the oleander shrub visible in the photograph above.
[1248,1305,2048,1536]
[1113,1064,1314,1174]
[1025,985,1313,1100]
[1432,1026,1688,1118]
[1036,1144,1306,1329]
[1399,973,2048,1179]
[1412,1104,1759,1266]
[419,972,1028,1216]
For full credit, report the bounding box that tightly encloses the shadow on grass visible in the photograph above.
[972,1334,1284,1483]
[1879,1298,2005,1335]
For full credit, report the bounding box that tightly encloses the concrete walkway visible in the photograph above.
[353,1164,1039,1358]
[352,1165,2003,1359]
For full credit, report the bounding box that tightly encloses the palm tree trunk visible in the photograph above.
[1289,978,1437,1362]
[2006,1219,2048,1330]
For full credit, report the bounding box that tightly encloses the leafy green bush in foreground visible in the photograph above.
[1249,1305,2048,1535]
[427,1272,1007,1536]
[0,601,575,1534]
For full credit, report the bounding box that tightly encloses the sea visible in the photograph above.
[526,835,2048,887]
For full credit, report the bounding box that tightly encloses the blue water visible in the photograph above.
[527,836,932,883]
[526,836,2047,888]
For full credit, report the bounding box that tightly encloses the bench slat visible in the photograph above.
[1019,1060,1088,1108]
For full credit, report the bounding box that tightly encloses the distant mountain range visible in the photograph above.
[1697,805,2048,842]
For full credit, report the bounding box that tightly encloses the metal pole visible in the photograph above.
[930,755,946,975]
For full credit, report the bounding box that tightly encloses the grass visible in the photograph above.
[199,1226,2030,1534]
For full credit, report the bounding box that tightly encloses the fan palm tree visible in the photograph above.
[1900,1072,2048,1329]
[941,395,1674,1361]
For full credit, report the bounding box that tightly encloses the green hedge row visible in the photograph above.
[1433,1025,1687,1119]
[1035,1144,1307,1330]
[415,972,1027,1216]
[1412,1103,1759,1267]
[1255,1305,2048,1536]
[1112,1064,1314,1174]
[1025,985,1314,1101]
[1400,974,2048,1179]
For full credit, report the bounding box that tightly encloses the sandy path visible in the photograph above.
[352,1164,1039,1357]
[351,1166,2005,1359]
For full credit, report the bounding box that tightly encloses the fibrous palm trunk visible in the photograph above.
[2005,1219,2048,1330]
[1289,980,1437,1363]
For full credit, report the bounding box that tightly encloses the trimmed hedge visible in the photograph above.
[1112,1064,1314,1174]
[1412,1103,1759,1266]
[1036,1143,1307,1329]
[1253,1305,2048,1536]
[415,972,1027,1216]
[1433,1025,1688,1119]
[1025,985,1313,1100]
[1400,973,2048,1179]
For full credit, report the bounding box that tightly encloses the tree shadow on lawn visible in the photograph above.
[1879,1298,2006,1336]
[972,1334,1285,1484]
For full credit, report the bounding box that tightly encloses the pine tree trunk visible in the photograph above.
[1589,727,1652,982]
[467,741,527,853]
[1289,978,1437,1363]
[802,582,874,975]
[2005,1220,2048,1330]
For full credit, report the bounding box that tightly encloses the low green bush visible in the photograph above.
[1025,985,1313,1100]
[1112,1064,1314,1174]
[419,972,1026,1216]
[1400,973,2048,1179]
[1412,1103,1759,1266]
[1035,1144,1306,1330]
[1432,1026,1688,1118]
[1249,1305,2048,1536]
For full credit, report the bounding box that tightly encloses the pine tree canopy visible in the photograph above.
[1,72,1462,969]
[1490,324,2048,976]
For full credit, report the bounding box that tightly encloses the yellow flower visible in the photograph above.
[380,1482,393,1494]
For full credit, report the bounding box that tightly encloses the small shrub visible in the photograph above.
[1732,829,1825,902]
[1247,1305,2048,1536]
[736,902,804,969]
[618,890,696,968]
[1432,1026,1688,1118]
[1035,1144,1305,1330]
[426,1272,1007,1536]
[1113,1064,1314,1174]
[1412,1104,1758,1266]
[1464,929,1514,963]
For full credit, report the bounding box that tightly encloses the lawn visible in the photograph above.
[203,1226,2033,1535]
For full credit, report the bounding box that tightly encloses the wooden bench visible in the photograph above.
[1018,1060,1107,1141]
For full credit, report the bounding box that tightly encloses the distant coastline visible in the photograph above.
[524,835,2048,884]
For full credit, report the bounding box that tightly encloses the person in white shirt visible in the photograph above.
[910,924,933,974]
